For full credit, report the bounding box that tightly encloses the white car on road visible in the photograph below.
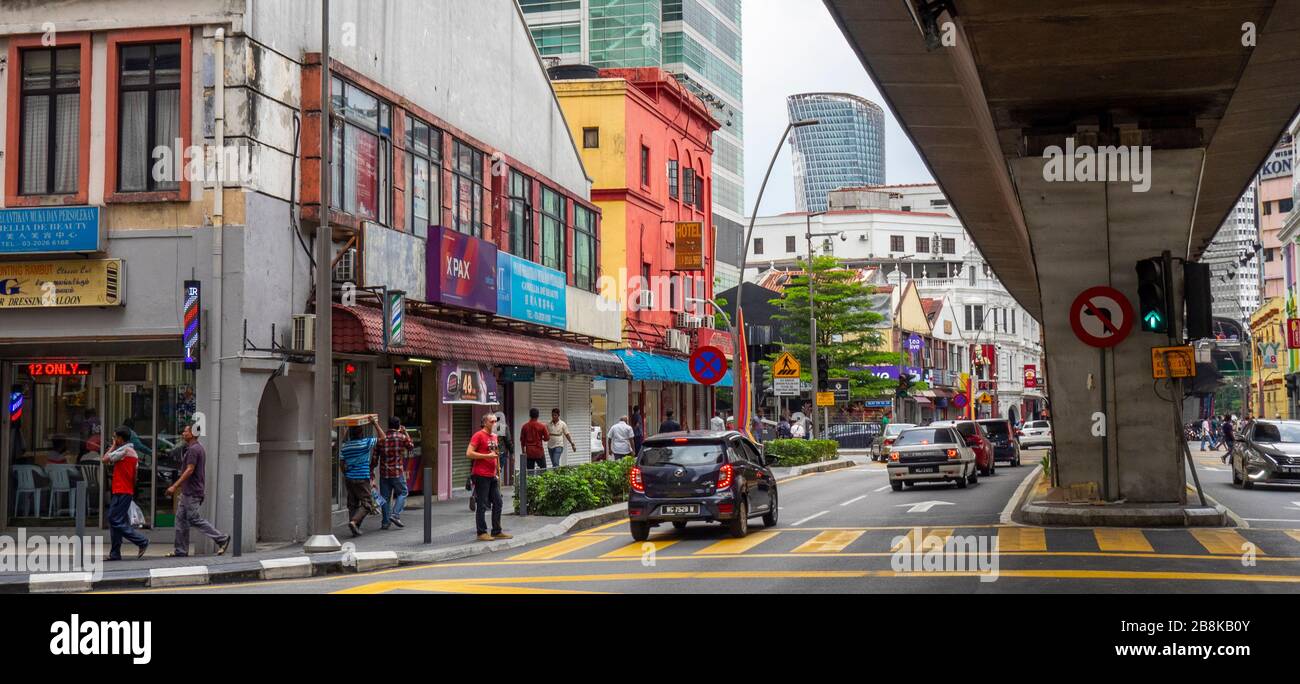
[886,426,979,490]
[1019,420,1052,449]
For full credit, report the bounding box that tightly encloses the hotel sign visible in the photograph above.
[675,222,704,271]
[0,259,124,309]
[0,206,102,255]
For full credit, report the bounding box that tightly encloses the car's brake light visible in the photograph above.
[673,438,689,443]
[631,466,645,493]
[889,452,900,462]
[717,463,734,489]
[946,449,959,459]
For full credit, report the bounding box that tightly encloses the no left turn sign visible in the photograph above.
[1070,286,1134,348]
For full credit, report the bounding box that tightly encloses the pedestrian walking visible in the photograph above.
[492,411,513,483]
[1198,417,1213,451]
[1221,413,1236,464]
[659,410,681,433]
[468,414,511,542]
[710,412,726,432]
[607,415,636,460]
[340,419,380,537]
[631,405,645,453]
[164,423,231,557]
[790,419,807,440]
[590,424,605,461]
[547,408,577,468]
[376,416,414,530]
[519,408,550,474]
[777,416,793,439]
[104,426,148,561]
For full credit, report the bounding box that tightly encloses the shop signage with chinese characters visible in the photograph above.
[497,252,567,328]
[0,206,102,255]
[0,259,123,309]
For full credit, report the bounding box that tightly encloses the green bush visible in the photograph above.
[765,439,839,466]
[513,457,635,517]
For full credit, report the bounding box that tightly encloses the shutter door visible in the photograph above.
[563,376,592,464]
[530,375,562,460]
[450,405,474,485]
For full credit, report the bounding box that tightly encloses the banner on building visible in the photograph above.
[427,226,497,313]
[0,206,102,255]
[675,222,704,271]
[497,252,567,328]
[1288,319,1300,349]
[440,362,500,406]
[1260,342,1281,369]
[1023,364,1038,389]
[0,258,123,309]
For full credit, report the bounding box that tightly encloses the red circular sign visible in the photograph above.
[1069,286,1134,348]
[689,346,728,386]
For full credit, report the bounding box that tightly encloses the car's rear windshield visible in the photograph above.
[980,421,1011,436]
[894,429,956,446]
[1027,421,1049,429]
[1252,423,1300,443]
[885,424,914,436]
[639,442,725,467]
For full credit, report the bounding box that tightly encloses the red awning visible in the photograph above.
[333,305,570,370]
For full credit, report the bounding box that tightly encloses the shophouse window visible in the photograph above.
[509,170,533,259]
[890,235,904,252]
[916,236,930,253]
[451,139,484,236]
[754,238,764,255]
[668,159,679,199]
[683,168,696,206]
[405,115,442,238]
[786,235,796,252]
[695,174,705,211]
[19,46,82,195]
[331,77,390,223]
[117,42,182,192]
[541,185,566,271]
[640,146,651,187]
[574,204,597,291]
[583,127,599,148]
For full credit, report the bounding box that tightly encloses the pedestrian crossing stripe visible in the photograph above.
[1093,529,1154,553]
[794,530,865,553]
[510,535,609,561]
[998,527,1046,552]
[694,530,780,556]
[889,528,954,552]
[600,539,678,558]
[1190,529,1260,556]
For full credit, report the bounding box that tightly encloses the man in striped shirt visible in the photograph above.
[340,418,380,537]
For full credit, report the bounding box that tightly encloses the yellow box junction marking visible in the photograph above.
[510,535,611,561]
[794,530,865,553]
[600,539,678,558]
[997,527,1047,552]
[1093,529,1154,553]
[694,530,781,556]
[1191,529,1260,556]
[890,528,955,553]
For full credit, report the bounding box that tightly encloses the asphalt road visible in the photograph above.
[103,449,1300,595]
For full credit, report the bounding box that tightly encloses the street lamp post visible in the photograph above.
[804,213,832,437]
[732,117,819,430]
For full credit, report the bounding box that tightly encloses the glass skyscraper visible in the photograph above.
[787,93,886,213]
[519,0,745,288]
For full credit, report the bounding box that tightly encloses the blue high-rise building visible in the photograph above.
[787,93,886,213]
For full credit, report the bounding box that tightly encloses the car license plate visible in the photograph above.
[911,466,938,474]
[1283,466,1300,474]
[660,505,699,516]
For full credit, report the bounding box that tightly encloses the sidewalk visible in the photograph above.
[1,456,863,593]
[0,485,624,593]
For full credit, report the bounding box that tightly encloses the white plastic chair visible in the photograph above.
[46,464,79,517]
[12,465,45,518]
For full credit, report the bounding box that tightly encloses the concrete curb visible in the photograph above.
[1000,465,1044,525]
[775,458,860,481]
[396,502,629,564]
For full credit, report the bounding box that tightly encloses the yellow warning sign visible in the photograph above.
[773,352,801,379]
[817,392,836,407]
[1151,346,1197,379]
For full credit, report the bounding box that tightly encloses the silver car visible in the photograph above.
[886,426,978,490]
[871,423,916,461]
[1019,420,1052,449]
[1232,420,1300,488]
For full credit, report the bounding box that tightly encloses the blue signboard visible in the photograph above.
[859,365,925,381]
[0,207,101,255]
[496,252,567,329]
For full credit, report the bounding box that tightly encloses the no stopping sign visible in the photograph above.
[1069,286,1134,348]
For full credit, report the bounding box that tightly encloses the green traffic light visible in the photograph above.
[1142,310,1164,332]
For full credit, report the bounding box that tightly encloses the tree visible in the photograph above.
[765,255,907,400]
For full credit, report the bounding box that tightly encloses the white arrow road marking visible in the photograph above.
[895,501,956,513]
[791,511,829,527]
[874,485,891,493]
[840,495,867,506]
[1286,501,1300,512]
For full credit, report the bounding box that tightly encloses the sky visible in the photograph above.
[742,0,934,216]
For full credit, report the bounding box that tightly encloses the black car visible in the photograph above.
[977,418,1022,466]
[627,431,778,541]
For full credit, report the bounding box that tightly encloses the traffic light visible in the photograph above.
[1184,261,1214,340]
[817,355,829,390]
[1136,258,1169,334]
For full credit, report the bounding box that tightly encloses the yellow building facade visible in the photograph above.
[1250,297,1288,419]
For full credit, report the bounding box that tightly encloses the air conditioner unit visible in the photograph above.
[333,248,357,284]
[701,315,716,329]
[292,314,317,352]
[675,312,702,329]
[637,289,657,311]
[665,329,690,353]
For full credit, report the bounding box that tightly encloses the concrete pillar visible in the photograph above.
[1011,149,1204,503]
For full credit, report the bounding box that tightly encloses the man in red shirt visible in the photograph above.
[468,413,512,542]
[519,408,550,474]
[104,426,149,560]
